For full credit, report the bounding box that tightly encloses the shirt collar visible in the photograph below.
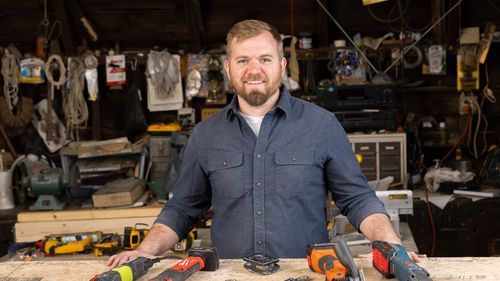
[225,86,292,120]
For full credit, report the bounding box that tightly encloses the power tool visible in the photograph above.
[372,241,432,281]
[123,223,149,250]
[306,237,364,281]
[170,228,197,252]
[149,247,219,281]
[90,256,164,281]
[44,236,93,255]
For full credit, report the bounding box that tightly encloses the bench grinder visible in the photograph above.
[12,154,80,211]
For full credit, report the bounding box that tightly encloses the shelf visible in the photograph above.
[398,85,458,93]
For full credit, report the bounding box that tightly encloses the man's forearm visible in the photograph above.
[136,223,180,256]
[359,213,401,244]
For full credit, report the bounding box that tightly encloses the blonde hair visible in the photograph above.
[226,20,283,59]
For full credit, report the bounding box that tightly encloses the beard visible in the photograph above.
[232,73,281,106]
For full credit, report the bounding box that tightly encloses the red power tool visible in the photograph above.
[149,247,219,281]
[372,241,432,281]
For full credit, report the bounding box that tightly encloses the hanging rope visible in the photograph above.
[44,54,67,90]
[44,54,67,142]
[146,49,179,99]
[63,57,88,142]
[1,48,19,112]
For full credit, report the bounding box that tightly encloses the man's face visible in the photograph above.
[224,31,286,107]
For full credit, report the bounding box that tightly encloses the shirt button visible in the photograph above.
[257,154,262,158]
[257,210,262,215]
[291,156,297,161]
[257,240,263,245]
[223,161,227,166]
[256,181,262,187]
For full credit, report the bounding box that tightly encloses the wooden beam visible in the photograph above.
[431,0,445,44]
[184,0,206,52]
[51,0,76,54]
[15,216,157,242]
[447,0,461,52]
[91,95,101,140]
[317,0,329,47]
[17,204,163,222]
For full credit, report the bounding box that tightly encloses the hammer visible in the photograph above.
[149,247,219,281]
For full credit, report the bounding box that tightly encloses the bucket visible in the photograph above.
[0,169,15,210]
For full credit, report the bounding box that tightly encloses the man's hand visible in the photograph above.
[106,223,180,268]
[106,250,156,268]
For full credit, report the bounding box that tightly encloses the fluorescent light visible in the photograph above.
[362,0,388,6]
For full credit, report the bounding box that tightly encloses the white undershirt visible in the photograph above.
[239,112,265,137]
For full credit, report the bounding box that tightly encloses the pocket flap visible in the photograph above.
[208,151,244,171]
[275,149,314,165]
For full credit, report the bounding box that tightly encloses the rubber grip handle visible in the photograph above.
[331,236,359,280]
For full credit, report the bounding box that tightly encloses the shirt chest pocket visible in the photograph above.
[274,148,315,195]
[207,151,245,198]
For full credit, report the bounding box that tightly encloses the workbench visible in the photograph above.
[0,257,499,281]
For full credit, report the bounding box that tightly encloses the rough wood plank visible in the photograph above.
[0,258,499,281]
[17,205,163,222]
[14,217,157,242]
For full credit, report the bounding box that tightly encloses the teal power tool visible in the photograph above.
[372,241,432,281]
[90,256,170,281]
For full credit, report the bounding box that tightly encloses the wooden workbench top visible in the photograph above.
[1,257,499,281]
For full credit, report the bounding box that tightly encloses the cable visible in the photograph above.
[315,0,380,75]
[383,0,464,74]
[439,111,471,166]
[424,186,436,257]
[468,63,497,159]
[398,0,442,32]
[367,0,408,24]
[486,0,500,13]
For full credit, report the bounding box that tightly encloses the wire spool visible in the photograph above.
[401,45,423,69]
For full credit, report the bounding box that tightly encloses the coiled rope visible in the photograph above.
[146,49,179,99]
[1,49,19,112]
[63,58,88,141]
[44,54,66,90]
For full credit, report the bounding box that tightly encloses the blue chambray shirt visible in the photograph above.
[156,87,387,258]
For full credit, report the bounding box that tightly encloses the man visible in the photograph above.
[108,19,416,266]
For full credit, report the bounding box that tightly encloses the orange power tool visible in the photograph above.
[306,237,364,281]
[149,247,219,281]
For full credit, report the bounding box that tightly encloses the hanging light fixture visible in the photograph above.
[362,0,388,6]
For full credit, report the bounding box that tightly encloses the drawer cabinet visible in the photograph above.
[348,133,406,185]
[149,136,171,189]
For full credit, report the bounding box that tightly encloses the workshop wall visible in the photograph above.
[1,0,500,154]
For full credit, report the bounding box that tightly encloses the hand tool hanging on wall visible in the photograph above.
[65,0,98,42]
[83,51,99,101]
[36,0,61,59]
[124,58,147,140]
